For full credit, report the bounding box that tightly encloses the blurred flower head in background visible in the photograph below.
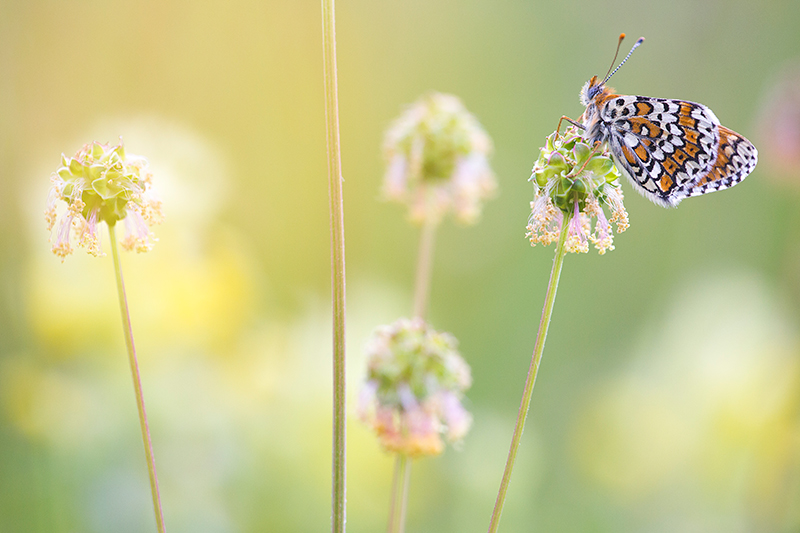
[527,128,628,255]
[382,93,497,225]
[358,318,472,457]
[757,61,800,187]
[46,140,163,260]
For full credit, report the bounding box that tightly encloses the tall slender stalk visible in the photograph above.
[412,215,438,320]
[487,210,572,533]
[321,0,347,531]
[386,455,402,533]
[108,223,166,533]
[397,455,412,533]
[386,210,439,532]
[387,455,412,533]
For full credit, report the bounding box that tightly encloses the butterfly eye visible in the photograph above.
[587,85,601,100]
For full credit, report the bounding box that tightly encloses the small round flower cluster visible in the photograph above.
[358,318,472,457]
[383,93,496,225]
[527,128,629,255]
[756,63,800,186]
[45,141,163,260]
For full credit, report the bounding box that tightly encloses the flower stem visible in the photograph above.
[390,205,438,532]
[387,454,412,533]
[108,223,166,533]
[398,456,411,533]
[487,209,572,533]
[412,214,438,320]
[321,0,347,531]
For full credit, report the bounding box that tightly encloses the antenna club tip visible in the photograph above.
[636,37,645,44]
[619,33,626,39]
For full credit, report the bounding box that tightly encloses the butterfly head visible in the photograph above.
[581,35,644,107]
[580,76,609,106]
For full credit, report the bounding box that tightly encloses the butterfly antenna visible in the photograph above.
[602,33,627,82]
[603,36,645,84]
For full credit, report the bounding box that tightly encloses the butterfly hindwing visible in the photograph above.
[599,96,724,207]
[673,126,758,201]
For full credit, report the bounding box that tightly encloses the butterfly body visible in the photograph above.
[577,52,757,207]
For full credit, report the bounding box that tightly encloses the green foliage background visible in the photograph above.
[1,0,799,532]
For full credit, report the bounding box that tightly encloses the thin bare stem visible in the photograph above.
[108,223,166,533]
[386,455,402,533]
[387,454,411,533]
[487,209,572,533]
[397,456,411,533]
[389,205,439,532]
[321,0,347,531]
[412,215,438,320]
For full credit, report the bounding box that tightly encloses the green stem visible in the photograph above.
[387,455,412,533]
[390,204,438,532]
[487,209,572,533]
[412,215,438,320]
[386,456,401,533]
[321,0,347,531]
[398,456,411,533]
[108,223,166,533]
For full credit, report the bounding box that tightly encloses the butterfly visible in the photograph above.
[563,34,757,207]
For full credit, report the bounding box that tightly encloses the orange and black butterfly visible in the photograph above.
[568,35,757,207]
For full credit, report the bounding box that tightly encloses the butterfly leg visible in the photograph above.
[567,141,604,178]
[557,115,585,136]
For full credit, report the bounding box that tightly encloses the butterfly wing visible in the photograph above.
[599,96,725,207]
[671,125,758,202]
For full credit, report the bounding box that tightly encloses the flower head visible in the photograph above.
[756,62,800,187]
[526,128,628,254]
[358,318,472,457]
[383,93,496,225]
[45,141,163,260]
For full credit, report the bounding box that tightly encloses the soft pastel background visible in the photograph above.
[1,1,799,532]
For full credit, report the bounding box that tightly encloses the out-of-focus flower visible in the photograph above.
[383,93,496,225]
[358,318,472,457]
[526,128,628,255]
[45,140,163,260]
[756,62,800,186]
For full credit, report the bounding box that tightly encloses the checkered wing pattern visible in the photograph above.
[600,96,731,207]
[672,125,758,202]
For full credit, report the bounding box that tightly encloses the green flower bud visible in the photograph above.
[571,141,592,166]
[585,156,614,176]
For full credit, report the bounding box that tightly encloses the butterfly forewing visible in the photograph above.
[600,96,728,206]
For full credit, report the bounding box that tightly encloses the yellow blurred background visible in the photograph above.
[1,1,799,532]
